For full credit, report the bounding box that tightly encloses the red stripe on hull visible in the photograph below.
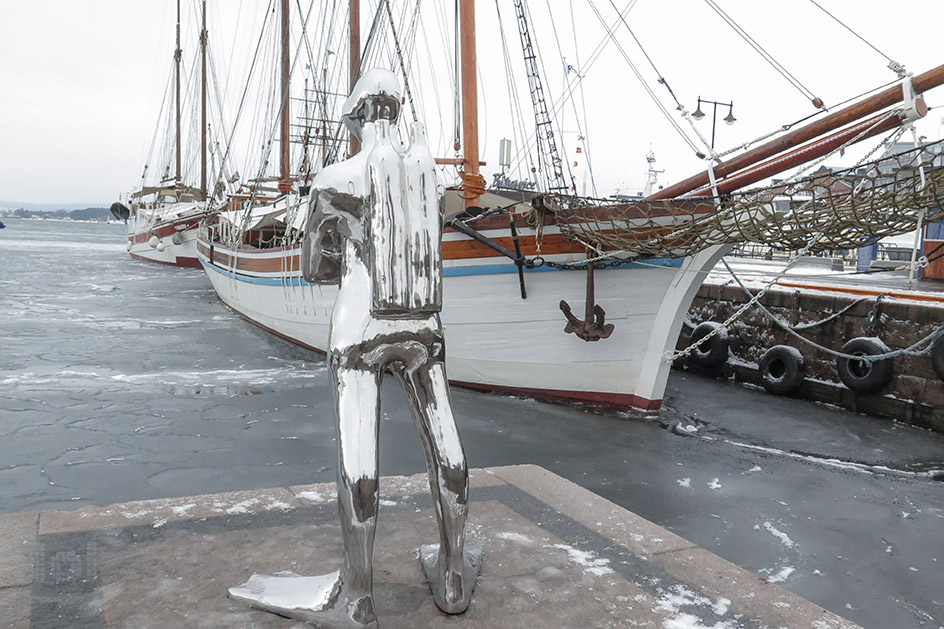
[207,292,660,413]
[451,380,662,413]
[213,299,329,356]
[130,220,198,243]
[129,252,202,268]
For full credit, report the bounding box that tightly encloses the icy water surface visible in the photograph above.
[1,218,943,628]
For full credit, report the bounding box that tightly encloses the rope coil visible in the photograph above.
[458,171,487,201]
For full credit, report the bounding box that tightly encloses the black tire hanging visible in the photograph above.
[759,345,806,395]
[836,337,893,394]
[932,336,944,382]
[689,322,729,368]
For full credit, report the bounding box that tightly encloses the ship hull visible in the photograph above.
[127,210,201,268]
[196,232,725,412]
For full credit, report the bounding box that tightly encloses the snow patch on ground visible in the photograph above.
[171,503,196,516]
[296,490,329,503]
[225,498,260,514]
[552,543,614,576]
[497,531,535,545]
[265,500,293,511]
[653,585,737,628]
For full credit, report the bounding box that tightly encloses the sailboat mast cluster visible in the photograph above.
[119,0,944,412]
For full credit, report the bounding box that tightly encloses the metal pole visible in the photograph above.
[349,0,361,156]
[459,0,479,208]
[278,0,291,193]
[200,0,207,200]
[710,101,718,150]
[175,0,182,185]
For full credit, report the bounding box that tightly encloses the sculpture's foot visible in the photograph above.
[419,544,483,614]
[228,570,377,628]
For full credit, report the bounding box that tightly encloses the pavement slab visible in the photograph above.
[2,465,860,628]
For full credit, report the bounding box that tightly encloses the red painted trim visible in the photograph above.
[129,252,202,268]
[213,300,328,356]
[130,220,198,243]
[204,269,663,413]
[450,380,662,413]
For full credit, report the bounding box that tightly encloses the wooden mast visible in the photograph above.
[648,62,944,201]
[174,0,182,187]
[459,0,479,208]
[349,0,361,156]
[278,0,292,194]
[200,0,207,200]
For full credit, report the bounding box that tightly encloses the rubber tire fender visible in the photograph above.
[689,322,729,368]
[932,336,944,382]
[836,336,893,394]
[759,345,805,395]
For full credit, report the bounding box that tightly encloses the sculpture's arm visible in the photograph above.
[301,187,364,284]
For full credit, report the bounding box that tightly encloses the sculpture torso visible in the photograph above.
[307,120,442,327]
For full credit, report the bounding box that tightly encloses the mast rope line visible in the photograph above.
[602,0,684,110]
[807,0,906,77]
[703,0,823,108]
[584,1,701,154]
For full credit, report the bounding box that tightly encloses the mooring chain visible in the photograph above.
[722,258,944,364]
[663,234,824,364]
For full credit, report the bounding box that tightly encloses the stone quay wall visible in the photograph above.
[677,282,944,433]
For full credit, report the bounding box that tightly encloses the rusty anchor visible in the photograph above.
[559,257,615,342]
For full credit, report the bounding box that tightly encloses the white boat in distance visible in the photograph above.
[119,0,219,269]
[198,1,944,412]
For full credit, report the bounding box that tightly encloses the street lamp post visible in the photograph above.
[692,97,736,149]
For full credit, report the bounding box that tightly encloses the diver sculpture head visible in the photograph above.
[341,68,402,140]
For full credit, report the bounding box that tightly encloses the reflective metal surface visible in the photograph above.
[231,69,481,627]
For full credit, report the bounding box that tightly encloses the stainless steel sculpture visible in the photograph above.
[229,68,481,627]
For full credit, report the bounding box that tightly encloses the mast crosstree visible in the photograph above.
[512,0,571,194]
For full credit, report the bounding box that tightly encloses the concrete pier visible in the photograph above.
[4,465,857,628]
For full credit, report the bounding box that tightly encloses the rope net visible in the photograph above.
[538,143,944,258]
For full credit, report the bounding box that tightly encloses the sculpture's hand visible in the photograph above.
[319,187,364,224]
[301,215,343,284]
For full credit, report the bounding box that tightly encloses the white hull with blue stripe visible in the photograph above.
[197,229,725,411]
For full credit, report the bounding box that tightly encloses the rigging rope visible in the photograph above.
[807,0,906,76]
[585,0,700,154]
[702,0,823,108]
[603,0,684,110]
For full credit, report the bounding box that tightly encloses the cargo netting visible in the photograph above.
[538,143,944,258]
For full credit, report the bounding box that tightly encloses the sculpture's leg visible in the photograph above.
[229,363,381,628]
[334,364,383,620]
[399,360,482,614]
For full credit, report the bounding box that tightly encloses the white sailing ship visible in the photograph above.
[119,0,223,268]
[197,1,944,411]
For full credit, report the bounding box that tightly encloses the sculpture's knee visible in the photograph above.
[350,477,379,523]
[439,462,469,506]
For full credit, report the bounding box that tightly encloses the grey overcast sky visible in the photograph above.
[1,1,943,205]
